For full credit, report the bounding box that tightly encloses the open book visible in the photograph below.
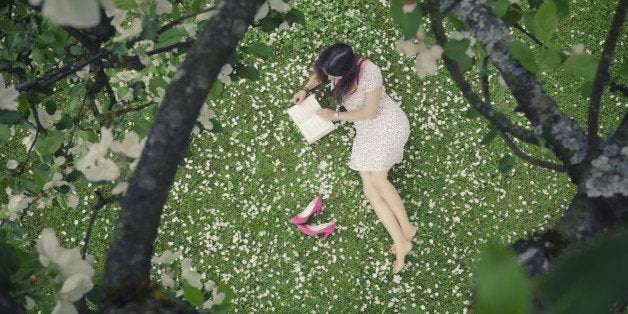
[287,95,336,144]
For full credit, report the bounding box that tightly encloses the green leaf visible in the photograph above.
[77,129,99,143]
[563,54,599,82]
[581,80,593,98]
[149,76,169,95]
[141,19,160,41]
[285,9,305,25]
[487,0,509,17]
[541,47,563,67]
[391,0,424,40]
[502,4,523,27]
[116,86,130,100]
[45,101,57,115]
[208,80,223,99]
[0,110,22,125]
[69,45,82,56]
[497,155,516,172]
[0,124,10,145]
[509,40,539,73]
[209,118,223,133]
[534,0,559,44]
[237,65,260,81]
[537,230,628,314]
[248,41,273,59]
[259,11,282,33]
[114,0,138,10]
[36,131,64,155]
[553,0,570,20]
[133,118,153,138]
[480,126,498,145]
[183,283,204,307]
[0,241,21,287]
[474,243,531,314]
[465,107,481,119]
[17,94,29,116]
[443,39,473,72]
[154,27,185,50]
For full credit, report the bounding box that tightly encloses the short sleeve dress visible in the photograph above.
[338,59,410,172]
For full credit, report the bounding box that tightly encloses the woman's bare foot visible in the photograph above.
[392,240,413,274]
[389,225,418,254]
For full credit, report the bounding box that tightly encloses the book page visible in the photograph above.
[287,95,336,144]
[300,117,335,142]
[286,96,319,124]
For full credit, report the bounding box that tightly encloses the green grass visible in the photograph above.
[11,0,626,312]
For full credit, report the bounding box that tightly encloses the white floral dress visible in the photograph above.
[339,59,410,172]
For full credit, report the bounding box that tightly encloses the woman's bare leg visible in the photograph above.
[369,171,417,253]
[360,171,412,273]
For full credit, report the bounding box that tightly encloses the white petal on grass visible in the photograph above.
[41,0,101,28]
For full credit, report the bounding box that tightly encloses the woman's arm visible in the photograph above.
[292,72,321,104]
[316,86,382,121]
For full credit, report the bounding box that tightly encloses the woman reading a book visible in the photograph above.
[291,43,417,274]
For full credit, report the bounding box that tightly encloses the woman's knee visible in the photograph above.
[360,172,379,200]
[370,171,391,191]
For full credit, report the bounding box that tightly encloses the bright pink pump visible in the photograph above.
[289,197,322,224]
[296,222,336,241]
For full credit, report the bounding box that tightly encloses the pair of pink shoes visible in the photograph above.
[289,197,336,241]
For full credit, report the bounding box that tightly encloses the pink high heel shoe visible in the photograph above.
[290,197,322,224]
[296,222,336,240]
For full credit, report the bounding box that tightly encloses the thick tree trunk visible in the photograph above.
[99,0,264,311]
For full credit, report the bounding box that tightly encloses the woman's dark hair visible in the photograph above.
[314,42,358,104]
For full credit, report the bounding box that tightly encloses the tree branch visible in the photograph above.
[82,189,115,259]
[428,1,539,145]
[586,0,627,163]
[480,56,565,172]
[110,102,156,117]
[498,130,566,172]
[513,23,543,47]
[159,6,217,34]
[100,0,264,310]
[17,50,109,93]
[434,0,589,182]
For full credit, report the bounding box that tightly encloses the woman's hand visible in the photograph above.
[316,108,336,121]
[292,89,308,105]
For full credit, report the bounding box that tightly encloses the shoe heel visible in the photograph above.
[314,198,322,216]
[320,225,335,241]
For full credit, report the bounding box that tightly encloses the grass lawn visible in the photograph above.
[13,0,626,312]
